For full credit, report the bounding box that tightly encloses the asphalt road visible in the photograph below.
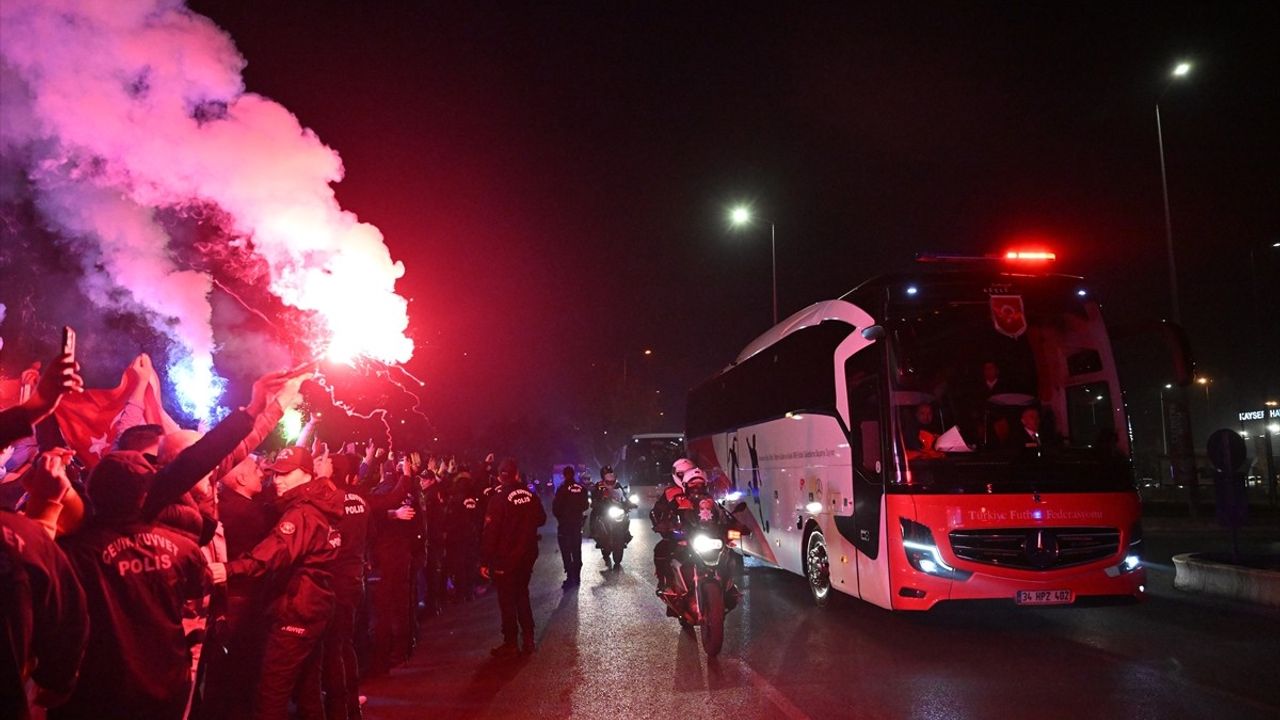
[361,508,1280,720]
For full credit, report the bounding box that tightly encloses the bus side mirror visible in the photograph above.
[860,325,885,341]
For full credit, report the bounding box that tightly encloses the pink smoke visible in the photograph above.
[0,0,414,416]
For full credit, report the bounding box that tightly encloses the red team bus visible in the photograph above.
[686,252,1145,610]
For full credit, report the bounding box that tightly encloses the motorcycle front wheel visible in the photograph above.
[699,580,725,658]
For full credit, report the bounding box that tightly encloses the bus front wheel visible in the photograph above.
[805,528,832,608]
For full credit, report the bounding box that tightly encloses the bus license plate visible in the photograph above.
[1015,589,1074,606]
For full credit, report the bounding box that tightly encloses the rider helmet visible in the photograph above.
[682,467,707,491]
[671,457,697,485]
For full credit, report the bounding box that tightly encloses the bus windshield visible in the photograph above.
[617,435,685,487]
[886,277,1131,494]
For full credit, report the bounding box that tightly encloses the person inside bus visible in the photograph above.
[904,402,945,460]
[967,360,1033,447]
[981,361,1007,396]
[1009,406,1042,448]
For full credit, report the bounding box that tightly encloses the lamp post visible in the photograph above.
[729,205,778,326]
[1158,384,1173,456]
[1154,60,1199,514]
[1196,375,1212,413]
[1157,61,1192,323]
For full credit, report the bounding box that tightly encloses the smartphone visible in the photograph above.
[61,325,77,360]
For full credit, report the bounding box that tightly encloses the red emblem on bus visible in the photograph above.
[990,295,1027,339]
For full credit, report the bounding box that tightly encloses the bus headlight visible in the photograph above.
[725,491,743,502]
[691,534,723,556]
[1106,522,1144,577]
[900,518,971,581]
[607,506,626,520]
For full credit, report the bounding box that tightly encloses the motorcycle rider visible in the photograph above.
[551,465,589,588]
[650,458,699,590]
[589,465,631,569]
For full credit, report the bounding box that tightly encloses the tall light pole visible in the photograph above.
[1155,61,1199,514]
[1159,383,1172,456]
[729,205,778,326]
[1196,375,1212,413]
[1157,60,1192,323]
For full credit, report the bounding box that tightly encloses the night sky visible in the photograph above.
[187,1,1278,452]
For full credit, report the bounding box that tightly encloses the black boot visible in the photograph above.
[490,641,520,659]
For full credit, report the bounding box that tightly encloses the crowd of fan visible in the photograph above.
[1,347,524,720]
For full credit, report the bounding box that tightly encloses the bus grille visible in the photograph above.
[947,527,1120,570]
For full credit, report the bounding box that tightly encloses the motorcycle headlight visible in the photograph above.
[607,506,626,520]
[691,534,723,555]
[629,493,640,504]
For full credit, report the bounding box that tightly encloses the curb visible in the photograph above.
[1172,553,1280,607]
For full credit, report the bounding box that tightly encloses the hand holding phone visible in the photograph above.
[61,326,77,361]
[23,339,85,427]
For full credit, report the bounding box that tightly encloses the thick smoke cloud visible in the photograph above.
[0,0,414,419]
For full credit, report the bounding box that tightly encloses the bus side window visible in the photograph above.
[846,359,883,480]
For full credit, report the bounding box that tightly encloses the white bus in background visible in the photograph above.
[685,253,1148,610]
[612,433,685,506]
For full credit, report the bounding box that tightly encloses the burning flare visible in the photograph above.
[0,0,415,417]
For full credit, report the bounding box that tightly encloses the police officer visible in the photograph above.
[589,465,632,569]
[321,451,398,720]
[365,458,417,676]
[651,458,699,590]
[52,452,208,720]
[445,468,483,601]
[207,446,344,720]
[2,508,89,720]
[201,455,276,720]
[480,459,546,658]
[550,465,589,588]
[419,469,449,615]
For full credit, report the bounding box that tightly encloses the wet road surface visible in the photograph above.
[362,511,1280,720]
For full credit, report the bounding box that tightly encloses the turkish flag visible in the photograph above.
[53,358,178,468]
[990,294,1028,339]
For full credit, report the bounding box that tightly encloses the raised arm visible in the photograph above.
[143,367,311,518]
[0,352,83,448]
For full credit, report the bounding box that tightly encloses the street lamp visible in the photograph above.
[621,348,654,384]
[728,205,778,326]
[1156,60,1192,323]
[1159,384,1173,455]
[1196,375,1212,414]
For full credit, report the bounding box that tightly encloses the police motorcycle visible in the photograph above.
[652,468,751,658]
[591,465,638,568]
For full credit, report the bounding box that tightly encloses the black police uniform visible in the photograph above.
[322,487,367,720]
[366,473,414,675]
[1,510,89,720]
[54,516,205,720]
[551,474,589,584]
[225,479,343,720]
[480,479,546,651]
[199,488,277,720]
[444,476,483,600]
[419,475,449,613]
